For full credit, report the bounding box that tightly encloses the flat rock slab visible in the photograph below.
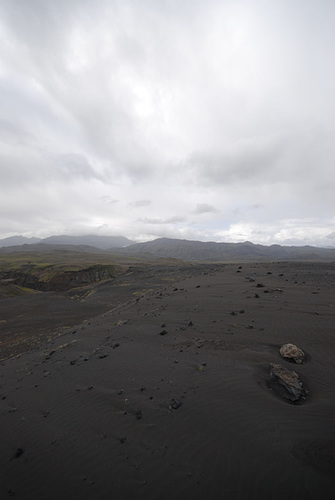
[279,343,305,364]
[269,363,309,403]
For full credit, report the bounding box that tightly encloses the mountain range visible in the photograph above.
[1,235,335,261]
[0,234,133,250]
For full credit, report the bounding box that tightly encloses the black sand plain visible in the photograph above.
[1,261,335,499]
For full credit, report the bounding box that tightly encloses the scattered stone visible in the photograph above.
[169,400,182,410]
[255,293,259,298]
[113,343,120,349]
[99,353,108,359]
[70,360,77,365]
[11,448,24,460]
[120,437,127,444]
[188,321,193,326]
[279,343,305,364]
[160,330,168,336]
[239,309,245,314]
[269,363,308,403]
[256,283,265,288]
[135,409,142,420]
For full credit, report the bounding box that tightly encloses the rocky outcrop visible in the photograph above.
[279,343,305,364]
[269,363,308,403]
[0,265,116,292]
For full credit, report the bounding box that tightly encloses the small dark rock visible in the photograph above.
[99,353,108,359]
[11,448,24,460]
[160,330,168,336]
[269,363,308,403]
[113,343,120,349]
[135,409,142,420]
[120,437,127,444]
[169,400,182,410]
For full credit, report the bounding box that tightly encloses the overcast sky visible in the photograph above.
[0,0,334,246]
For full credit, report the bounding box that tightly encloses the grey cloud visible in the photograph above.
[100,196,119,205]
[53,154,102,181]
[0,145,102,188]
[128,200,152,208]
[138,216,186,225]
[185,135,285,187]
[0,120,38,147]
[193,204,218,215]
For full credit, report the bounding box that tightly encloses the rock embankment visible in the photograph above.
[0,264,116,292]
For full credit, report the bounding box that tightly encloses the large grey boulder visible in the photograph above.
[279,343,305,364]
[269,363,308,403]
